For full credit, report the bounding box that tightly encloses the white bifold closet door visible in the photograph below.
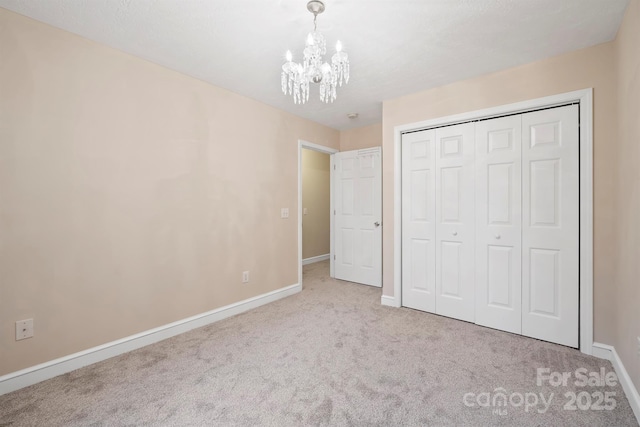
[521,105,579,348]
[475,105,579,346]
[401,123,475,321]
[402,104,579,348]
[475,115,523,334]
[401,129,436,312]
[435,123,476,322]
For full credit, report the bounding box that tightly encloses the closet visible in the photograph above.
[401,104,579,348]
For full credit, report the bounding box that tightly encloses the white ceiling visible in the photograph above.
[0,0,629,130]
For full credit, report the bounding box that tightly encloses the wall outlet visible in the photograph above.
[281,208,289,219]
[16,319,34,341]
[242,271,250,283]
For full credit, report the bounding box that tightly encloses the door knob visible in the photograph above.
[495,235,501,239]
[374,222,381,227]
[452,231,458,236]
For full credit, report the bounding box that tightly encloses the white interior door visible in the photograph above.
[334,148,382,287]
[522,105,579,347]
[475,115,523,334]
[401,130,436,312]
[435,123,476,322]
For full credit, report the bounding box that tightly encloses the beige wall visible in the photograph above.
[0,8,339,375]
[339,123,382,151]
[301,149,330,259]
[382,43,618,345]
[614,0,640,392]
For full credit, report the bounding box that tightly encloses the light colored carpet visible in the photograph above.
[0,260,637,426]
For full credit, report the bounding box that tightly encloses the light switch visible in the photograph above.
[303,208,308,215]
[281,208,289,219]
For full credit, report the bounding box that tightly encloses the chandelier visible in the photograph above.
[281,0,350,104]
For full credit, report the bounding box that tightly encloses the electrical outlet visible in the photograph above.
[242,271,250,283]
[281,208,289,219]
[16,319,34,341]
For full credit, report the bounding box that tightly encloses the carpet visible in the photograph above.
[0,260,637,426]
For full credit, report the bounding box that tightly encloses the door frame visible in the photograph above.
[298,140,339,286]
[391,88,594,355]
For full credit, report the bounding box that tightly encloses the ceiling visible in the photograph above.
[0,0,630,130]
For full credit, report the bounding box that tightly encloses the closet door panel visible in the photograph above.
[475,116,522,334]
[401,130,436,312]
[522,105,579,348]
[435,123,475,322]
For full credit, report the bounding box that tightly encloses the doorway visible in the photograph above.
[301,148,331,265]
[297,140,338,287]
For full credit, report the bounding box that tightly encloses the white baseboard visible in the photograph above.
[592,342,640,423]
[381,295,399,307]
[592,342,613,360]
[302,254,330,266]
[0,282,301,396]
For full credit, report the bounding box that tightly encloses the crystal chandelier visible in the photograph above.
[281,0,350,104]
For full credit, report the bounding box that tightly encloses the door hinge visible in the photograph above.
[334,210,336,215]
[334,164,336,170]
[334,255,336,260]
